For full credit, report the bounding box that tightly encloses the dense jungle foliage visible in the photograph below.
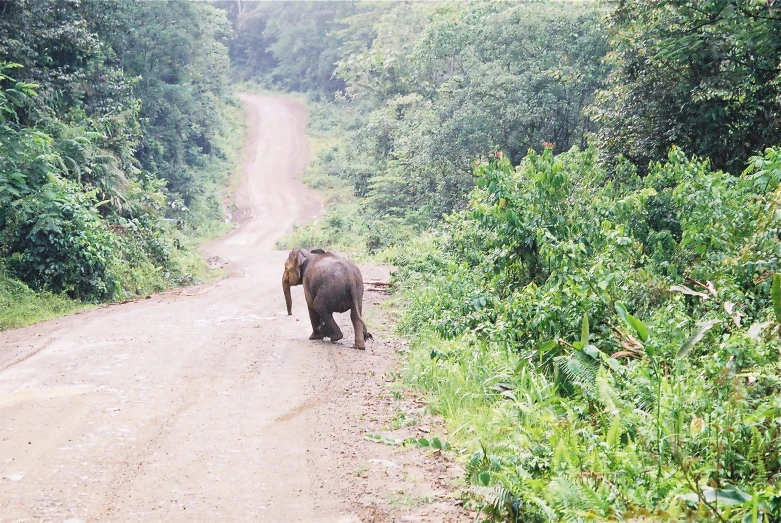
[0,0,235,327]
[4,0,781,519]
[224,1,781,521]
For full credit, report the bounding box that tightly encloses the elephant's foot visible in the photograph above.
[329,331,344,343]
[309,332,325,340]
[354,340,366,350]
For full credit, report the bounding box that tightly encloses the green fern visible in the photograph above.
[557,352,600,395]
[747,426,768,480]
[606,415,623,448]
[596,366,620,412]
[467,484,519,522]
[578,476,615,518]
[548,475,616,521]
[549,476,591,522]
[465,443,504,485]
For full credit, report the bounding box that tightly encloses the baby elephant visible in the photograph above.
[282,249,373,350]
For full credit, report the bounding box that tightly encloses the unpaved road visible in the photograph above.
[0,95,468,522]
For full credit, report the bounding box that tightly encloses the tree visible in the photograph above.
[228,1,358,97]
[593,0,781,175]
[0,1,233,300]
[110,1,232,204]
[338,2,610,219]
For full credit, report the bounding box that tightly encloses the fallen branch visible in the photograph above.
[366,281,392,287]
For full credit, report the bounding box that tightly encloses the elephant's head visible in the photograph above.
[282,249,327,315]
[282,249,306,315]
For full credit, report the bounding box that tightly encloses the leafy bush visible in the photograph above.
[2,178,119,300]
[395,147,781,522]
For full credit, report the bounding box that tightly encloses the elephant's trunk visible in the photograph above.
[283,277,293,315]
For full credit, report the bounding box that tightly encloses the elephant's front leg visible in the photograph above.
[319,311,343,343]
[308,306,324,340]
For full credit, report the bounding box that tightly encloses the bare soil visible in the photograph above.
[0,94,469,522]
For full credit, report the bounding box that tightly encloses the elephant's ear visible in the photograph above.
[296,250,306,267]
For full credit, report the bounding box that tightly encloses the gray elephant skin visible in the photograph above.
[282,248,373,350]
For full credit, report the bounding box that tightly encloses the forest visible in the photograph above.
[0,0,235,328]
[2,0,781,521]
[226,1,781,521]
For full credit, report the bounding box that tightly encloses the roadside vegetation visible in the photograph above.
[224,1,781,520]
[5,0,779,520]
[0,1,239,329]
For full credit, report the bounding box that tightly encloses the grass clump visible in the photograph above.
[0,269,88,330]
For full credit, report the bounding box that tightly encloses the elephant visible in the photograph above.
[282,248,373,350]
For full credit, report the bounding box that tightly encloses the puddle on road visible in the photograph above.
[0,385,93,407]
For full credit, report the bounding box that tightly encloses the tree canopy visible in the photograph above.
[593,0,781,174]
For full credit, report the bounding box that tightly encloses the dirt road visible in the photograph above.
[0,95,467,522]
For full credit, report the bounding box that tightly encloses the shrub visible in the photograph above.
[396,147,781,522]
[1,177,119,300]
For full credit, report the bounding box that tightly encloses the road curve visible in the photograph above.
[0,95,368,521]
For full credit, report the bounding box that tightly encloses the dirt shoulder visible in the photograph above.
[306,266,470,522]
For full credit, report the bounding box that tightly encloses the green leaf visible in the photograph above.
[677,319,720,359]
[772,274,781,324]
[583,344,600,359]
[748,321,774,340]
[616,302,648,342]
[430,350,447,361]
[615,302,629,325]
[431,437,443,450]
[580,312,589,346]
[626,313,649,343]
[478,471,491,486]
[604,356,623,373]
[680,485,752,507]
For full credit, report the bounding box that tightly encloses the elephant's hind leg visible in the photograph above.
[350,308,370,350]
[310,294,343,342]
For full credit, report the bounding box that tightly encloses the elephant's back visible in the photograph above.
[310,254,360,277]
[306,255,363,310]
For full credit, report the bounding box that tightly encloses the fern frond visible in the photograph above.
[557,352,599,394]
[748,426,768,479]
[606,415,623,448]
[465,443,498,486]
[549,476,590,513]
